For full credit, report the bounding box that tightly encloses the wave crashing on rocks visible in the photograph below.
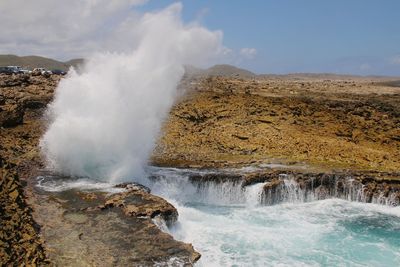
[40,3,223,184]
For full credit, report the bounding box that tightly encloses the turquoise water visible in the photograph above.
[168,199,400,267]
[149,168,400,267]
[37,168,400,266]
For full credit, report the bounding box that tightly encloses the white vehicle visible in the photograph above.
[18,67,32,74]
[32,68,52,75]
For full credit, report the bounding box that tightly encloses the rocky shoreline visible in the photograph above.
[30,177,200,266]
[154,76,400,172]
[1,73,399,265]
[0,74,200,265]
[0,160,48,265]
[1,74,58,265]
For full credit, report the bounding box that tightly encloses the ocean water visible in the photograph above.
[167,199,400,267]
[37,167,400,267]
[150,168,400,267]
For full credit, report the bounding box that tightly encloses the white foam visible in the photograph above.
[35,167,400,266]
[170,199,400,267]
[40,4,224,184]
[148,168,400,266]
[36,175,123,193]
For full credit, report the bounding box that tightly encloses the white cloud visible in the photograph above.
[0,0,148,59]
[390,55,400,65]
[360,63,371,71]
[220,47,233,56]
[239,47,257,59]
[0,0,232,67]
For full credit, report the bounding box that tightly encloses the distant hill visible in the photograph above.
[377,80,400,87]
[204,64,256,78]
[1,55,397,81]
[185,64,256,78]
[0,55,84,71]
[64,58,84,69]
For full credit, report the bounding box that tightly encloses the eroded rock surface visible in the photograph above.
[31,181,200,266]
[154,76,400,172]
[0,74,58,265]
[0,74,58,128]
[0,74,200,265]
[1,73,400,265]
[0,160,48,266]
[99,183,178,224]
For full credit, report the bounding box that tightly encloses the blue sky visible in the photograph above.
[140,0,400,75]
[1,1,399,76]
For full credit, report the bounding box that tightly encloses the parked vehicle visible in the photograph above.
[0,66,23,74]
[7,66,21,73]
[0,66,15,74]
[32,68,52,76]
[19,68,32,74]
[51,69,67,75]
[0,66,32,74]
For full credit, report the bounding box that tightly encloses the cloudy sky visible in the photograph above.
[1,0,400,75]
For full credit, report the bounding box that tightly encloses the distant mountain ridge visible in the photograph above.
[184,64,256,78]
[203,64,256,77]
[1,54,398,80]
[185,64,399,80]
[0,55,84,71]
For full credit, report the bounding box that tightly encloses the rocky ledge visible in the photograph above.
[99,183,178,224]
[178,169,400,206]
[154,76,400,172]
[0,160,47,265]
[1,74,59,266]
[0,73,58,128]
[1,73,399,265]
[0,74,200,265]
[29,180,200,266]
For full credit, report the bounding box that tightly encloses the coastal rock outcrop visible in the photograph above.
[1,73,400,265]
[30,180,200,266]
[0,74,59,128]
[154,76,400,172]
[0,73,201,265]
[0,160,47,265]
[99,183,178,225]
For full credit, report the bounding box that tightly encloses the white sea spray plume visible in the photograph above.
[40,3,224,183]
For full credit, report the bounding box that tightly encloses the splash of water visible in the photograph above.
[147,168,400,267]
[36,168,400,266]
[40,4,223,183]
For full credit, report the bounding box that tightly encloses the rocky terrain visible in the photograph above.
[155,76,400,172]
[30,180,199,266]
[0,74,200,265]
[1,71,399,265]
[0,74,58,265]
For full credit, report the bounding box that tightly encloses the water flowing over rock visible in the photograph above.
[151,168,400,207]
[147,167,400,266]
[260,173,400,206]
